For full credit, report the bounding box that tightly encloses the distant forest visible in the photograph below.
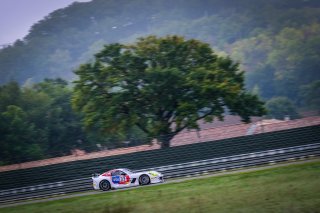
[1,0,320,110]
[0,0,320,165]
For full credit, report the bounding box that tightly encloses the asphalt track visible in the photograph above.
[1,158,319,209]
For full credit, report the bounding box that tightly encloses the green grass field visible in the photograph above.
[1,161,320,213]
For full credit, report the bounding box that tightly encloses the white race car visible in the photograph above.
[92,168,164,191]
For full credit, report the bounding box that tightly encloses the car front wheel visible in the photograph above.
[99,180,111,191]
[139,174,150,185]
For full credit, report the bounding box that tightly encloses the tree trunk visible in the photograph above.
[158,134,174,149]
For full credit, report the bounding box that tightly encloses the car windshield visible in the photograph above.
[122,168,133,173]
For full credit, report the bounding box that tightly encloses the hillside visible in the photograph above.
[0,0,319,109]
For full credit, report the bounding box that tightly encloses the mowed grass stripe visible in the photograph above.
[1,160,320,213]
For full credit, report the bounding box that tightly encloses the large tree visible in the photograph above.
[73,35,265,148]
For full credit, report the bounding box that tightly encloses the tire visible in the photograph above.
[139,174,150,185]
[99,180,111,191]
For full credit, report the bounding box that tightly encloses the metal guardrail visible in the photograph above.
[0,143,319,205]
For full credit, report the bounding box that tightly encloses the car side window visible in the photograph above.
[120,171,127,176]
[111,170,121,176]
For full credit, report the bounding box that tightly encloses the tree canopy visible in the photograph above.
[73,35,266,148]
[0,79,81,164]
[0,78,150,165]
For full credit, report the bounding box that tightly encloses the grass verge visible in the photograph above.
[1,161,320,213]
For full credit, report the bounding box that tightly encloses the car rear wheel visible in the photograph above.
[99,180,111,191]
[139,174,150,185]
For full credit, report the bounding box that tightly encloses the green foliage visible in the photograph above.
[231,22,320,107]
[299,80,320,112]
[0,79,150,165]
[1,0,320,161]
[0,105,45,164]
[0,80,79,164]
[265,97,299,120]
[0,81,21,111]
[0,0,319,113]
[73,35,265,148]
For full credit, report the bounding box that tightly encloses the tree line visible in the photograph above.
[0,36,266,165]
[0,79,149,165]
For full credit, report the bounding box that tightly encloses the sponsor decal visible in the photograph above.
[112,176,120,184]
[148,171,158,177]
[112,175,130,184]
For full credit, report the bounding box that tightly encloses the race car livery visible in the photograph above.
[92,168,164,191]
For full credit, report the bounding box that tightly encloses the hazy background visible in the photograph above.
[0,0,90,44]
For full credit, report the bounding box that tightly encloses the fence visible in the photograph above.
[1,142,319,205]
[0,125,319,192]
[1,116,320,173]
